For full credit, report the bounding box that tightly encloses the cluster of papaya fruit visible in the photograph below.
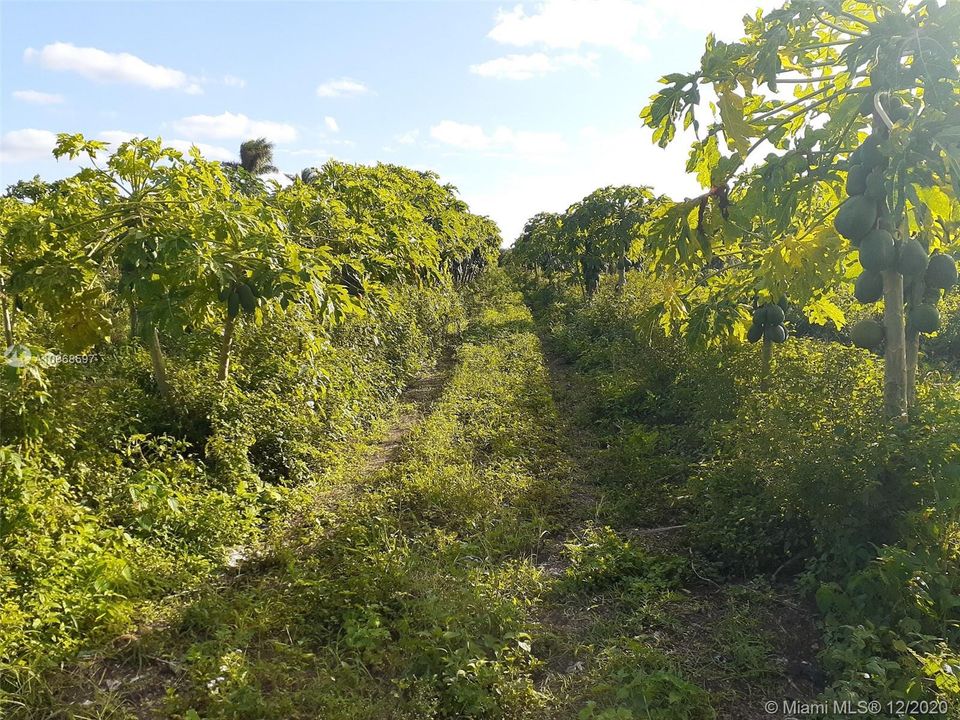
[219,281,258,318]
[835,101,958,350]
[747,299,789,344]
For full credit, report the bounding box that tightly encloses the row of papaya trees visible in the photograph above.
[1,134,500,410]
[510,0,960,424]
[509,185,667,297]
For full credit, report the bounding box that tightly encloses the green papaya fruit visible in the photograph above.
[860,135,884,168]
[752,306,767,328]
[219,286,232,301]
[834,195,878,242]
[764,304,785,325]
[845,164,868,196]
[765,324,787,343]
[854,270,884,304]
[747,323,763,344]
[925,252,958,289]
[850,319,885,349]
[908,304,940,334]
[227,292,241,318]
[864,168,886,201]
[897,238,929,277]
[238,283,256,313]
[858,229,895,272]
[777,296,788,312]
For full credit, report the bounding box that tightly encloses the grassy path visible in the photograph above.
[525,292,824,720]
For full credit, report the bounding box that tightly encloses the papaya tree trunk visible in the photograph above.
[616,259,626,292]
[882,270,908,423]
[905,278,923,410]
[128,301,139,341]
[148,325,173,403]
[760,337,773,393]
[1,298,12,348]
[0,277,13,347]
[217,313,236,382]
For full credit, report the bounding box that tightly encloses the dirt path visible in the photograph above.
[360,350,453,475]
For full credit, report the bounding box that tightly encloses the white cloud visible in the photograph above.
[430,120,566,157]
[24,42,201,93]
[431,121,491,151]
[13,89,64,105]
[487,0,655,59]
[395,129,419,145]
[172,112,297,143]
[324,116,339,132]
[646,0,781,42]
[481,0,780,67]
[223,75,246,88]
[316,78,369,98]
[470,51,596,80]
[0,129,58,163]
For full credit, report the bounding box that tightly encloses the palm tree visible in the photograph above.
[285,166,321,183]
[222,138,278,175]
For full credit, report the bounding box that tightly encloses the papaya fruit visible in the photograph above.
[238,283,256,313]
[897,238,929,277]
[765,324,787,343]
[777,296,788,312]
[747,323,763,344]
[859,135,884,169]
[227,292,240,318]
[850,319,885,349]
[864,168,886,201]
[858,229,895,272]
[834,195,878,242]
[908,303,940,334]
[925,252,958,289]
[219,286,232,301]
[846,164,868,195]
[854,270,884,304]
[764,304,785,325]
[752,306,767,327]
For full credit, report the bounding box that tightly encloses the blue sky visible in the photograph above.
[1,0,772,242]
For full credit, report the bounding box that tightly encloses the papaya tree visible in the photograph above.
[555,186,660,297]
[590,185,662,289]
[3,135,346,397]
[509,212,565,282]
[640,0,960,422]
